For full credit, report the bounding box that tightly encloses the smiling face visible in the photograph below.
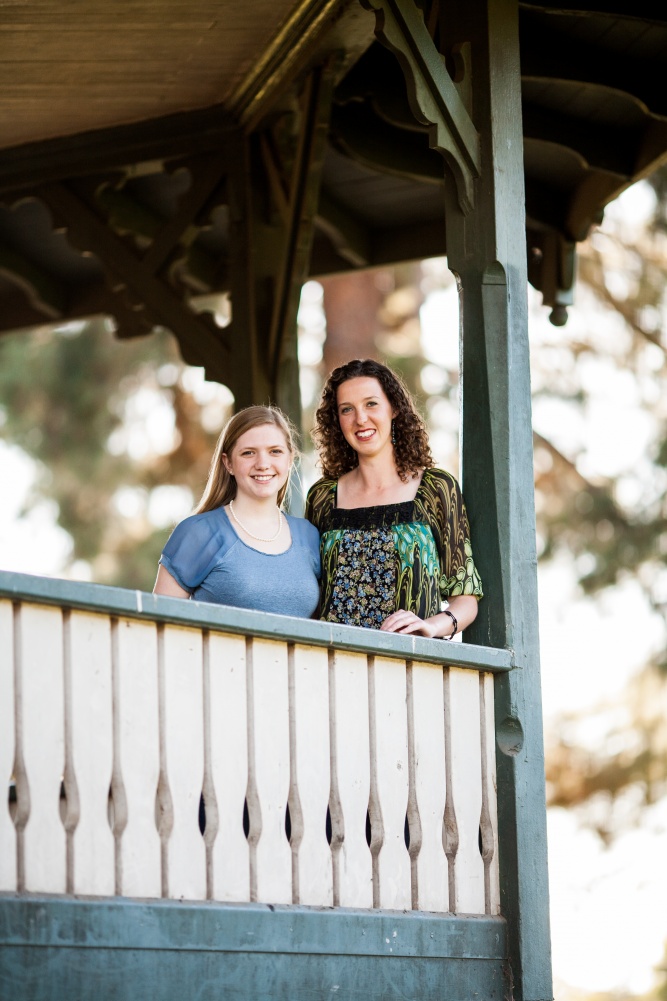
[222,423,292,503]
[336,376,396,459]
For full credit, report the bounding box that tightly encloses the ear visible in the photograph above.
[221,453,234,475]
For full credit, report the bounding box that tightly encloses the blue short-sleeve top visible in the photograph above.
[159,506,321,619]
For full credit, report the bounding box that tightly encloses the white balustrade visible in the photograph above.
[0,600,16,891]
[66,610,114,896]
[0,593,500,916]
[329,648,373,908]
[206,631,250,901]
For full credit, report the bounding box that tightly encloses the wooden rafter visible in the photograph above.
[519,1,666,21]
[268,59,340,382]
[0,107,233,198]
[522,103,635,178]
[521,17,667,118]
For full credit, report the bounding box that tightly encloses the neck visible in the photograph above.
[230,494,281,516]
[352,452,402,491]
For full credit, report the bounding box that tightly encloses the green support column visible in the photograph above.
[443,2,553,999]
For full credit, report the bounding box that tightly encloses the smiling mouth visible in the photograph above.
[252,474,275,481]
[355,429,376,440]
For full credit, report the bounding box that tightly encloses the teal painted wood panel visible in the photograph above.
[0,898,507,1001]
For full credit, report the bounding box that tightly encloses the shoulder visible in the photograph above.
[305,477,337,528]
[417,468,467,525]
[420,467,464,499]
[167,506,232,544]
[161,506,237,589]
[306,477,337,502]
[421,467,460,491]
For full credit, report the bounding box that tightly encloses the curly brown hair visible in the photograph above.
[312,359,433,481]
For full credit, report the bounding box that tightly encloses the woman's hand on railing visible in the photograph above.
[380,595,479,638]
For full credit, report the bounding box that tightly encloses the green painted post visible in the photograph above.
[443,2,553,1000]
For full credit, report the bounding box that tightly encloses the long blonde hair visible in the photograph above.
[194,405,297,514]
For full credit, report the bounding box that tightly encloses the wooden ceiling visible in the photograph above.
[0,0,666,347]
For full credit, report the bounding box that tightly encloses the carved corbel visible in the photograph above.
[360,0,480,213]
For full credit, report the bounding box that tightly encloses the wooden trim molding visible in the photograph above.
[227,0,344,128]
[0,570,513,672]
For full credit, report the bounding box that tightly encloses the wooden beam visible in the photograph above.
[519,0,667,23]
[565,171,629,241]
[361,0,481,211]
[524,177,571,234]
[93,182,223,292]
[0,106,234,197]
[331,104,443,183]
[140,155,227,276]
[520,14,667,118]
[522,102,636,178]
[227,0,342,129]
[315,192,371,268]
[226,133,273,410]
[37,182,230,383]
[634,120,667,177]
[268,60,340,425]
[442,1,552,998]
[0,243,67,318]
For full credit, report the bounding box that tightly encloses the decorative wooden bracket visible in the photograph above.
[36,178,231,385]
[360,0,481,213]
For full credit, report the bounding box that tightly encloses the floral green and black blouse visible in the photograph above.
[305,467,483,629]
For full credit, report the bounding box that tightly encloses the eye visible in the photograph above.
[339,405,352,414]
[270,448,285,455]
[366,400,378,407]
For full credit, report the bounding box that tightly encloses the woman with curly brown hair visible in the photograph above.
[305,359,482,637]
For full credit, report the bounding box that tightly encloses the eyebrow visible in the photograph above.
[337,395,380,407]
[239,442,286,449]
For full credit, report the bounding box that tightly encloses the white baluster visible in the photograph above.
[289,644,332,906]
[481,672,500,914]
[408,661,448,913]
[113,617,161,897]
[19,604,66,893]
[207,631,249,902]
[370,656,411,910]
[159,624,206,900]
[67,610,114,896]
[0,600,16,890]
[248,637,291,904]
[328,649,372,908]
[448,666,485,913]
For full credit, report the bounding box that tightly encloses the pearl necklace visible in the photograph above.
[229,500,283,542]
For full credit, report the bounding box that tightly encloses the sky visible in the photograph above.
[1,183,666,998]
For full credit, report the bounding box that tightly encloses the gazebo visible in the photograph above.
[1,2,665,999]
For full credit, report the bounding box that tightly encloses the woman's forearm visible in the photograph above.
[426,594,479,638]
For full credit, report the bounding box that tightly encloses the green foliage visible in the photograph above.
[535,166,667,622]
[0,319,221,587]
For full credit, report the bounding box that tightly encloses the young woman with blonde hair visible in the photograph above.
[154,405,320,618]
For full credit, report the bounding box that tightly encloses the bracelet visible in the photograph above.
[442,609,458,640]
